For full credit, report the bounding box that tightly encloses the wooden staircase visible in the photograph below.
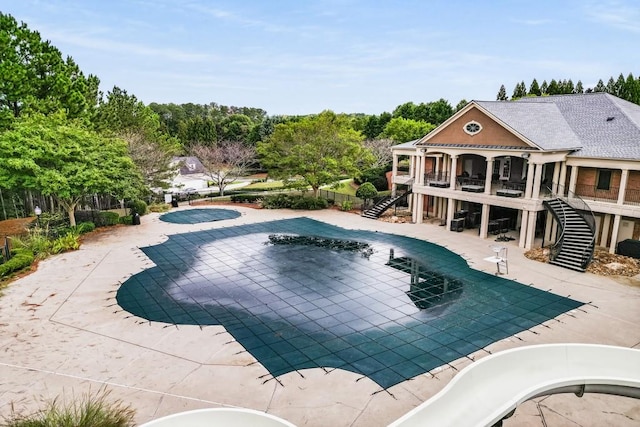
[362,190,412,219]
[543,197,595,272]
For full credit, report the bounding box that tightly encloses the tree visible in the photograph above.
[593,79,606,92]
[257,110,372,197]
[0,112,139,226]
[218,114,253,142]
[496,85,508,101]
[575,80,584,94]
[512,81,527,99]
[94,87,179,190]
[381,117,435,143]
[547,79,560,95]
[392,102,418,120]
[363,138,394,168]
[529,79,541,96]
[455,99,468,111]
[540,80,548,95]
[426,99,454,125]
[189,141,256,196]
[355,182,378,207]
[0,13,99,124]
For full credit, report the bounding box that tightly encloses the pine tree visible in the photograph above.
[529,79,541,96]
[540,80,548,95]
[496,85,508,101]
[565,79,575,94]
[605,77,617,94]
[594,79,605,92]
[625,73,639,104]
[512,81,527,99]
[614,73,626,97]
[547,79,560,95]
[575,80,584,94]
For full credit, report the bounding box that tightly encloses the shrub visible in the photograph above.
[262,194,294,209]
[128,200,148,216]
[148,203,170,213]
[100,212,120,226]
[262,194,328,210]
[355,182,379,201]
[341,200,353,211]
[74,211,120,227]
[230,194,263,203]
[0,247,35,278]
[119,215,133,225]
[52,232,80,254]
[74,222,95,234]
[291,196,328,210]
[3,389,136,427]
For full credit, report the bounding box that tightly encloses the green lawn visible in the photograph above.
[322,179,358,196]
[242,180,286,191]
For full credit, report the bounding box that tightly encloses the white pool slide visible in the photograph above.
[140,344,640,427]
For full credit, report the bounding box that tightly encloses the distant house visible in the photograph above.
[390,93,640,272]
[166,156,209,193]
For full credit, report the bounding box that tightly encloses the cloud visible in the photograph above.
[584,0,640,32]
[510,18,555,26]
[42,28,216,62]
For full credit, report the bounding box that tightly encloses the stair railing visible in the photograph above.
[548,183,597,268]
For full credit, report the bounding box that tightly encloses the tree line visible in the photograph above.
[497,73,640,104]
[2,10,637,223]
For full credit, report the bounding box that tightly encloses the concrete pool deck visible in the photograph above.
[1,206,639,426]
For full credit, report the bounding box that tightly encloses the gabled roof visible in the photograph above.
[512,93,640,160]
[171,156,206,175]
[474,101,582,151]
[413,93,640,161]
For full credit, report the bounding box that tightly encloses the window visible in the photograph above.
[596,170,612,190]
[463,121,482,135]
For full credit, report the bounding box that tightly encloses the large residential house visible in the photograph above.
[390,93,640,272]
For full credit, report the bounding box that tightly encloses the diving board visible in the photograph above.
[389,343,640,427]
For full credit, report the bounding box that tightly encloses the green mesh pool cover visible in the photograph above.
[117,217,583,388]
[160,208,240,224]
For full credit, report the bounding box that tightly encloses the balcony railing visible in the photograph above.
[574,184,640,206]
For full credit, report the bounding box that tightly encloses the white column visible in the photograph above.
[446,198,455,230]
[524,162,535,199]
[418,151,426,186]
[519,210,529,248]
[391,154,399,197]
[609,215,622,254]
[416,194,424,224]
[568,165,578,194]
[525,210,537,249]
[479,204,490,239]
[551,161,561,194]
[558,161,568,195]
[532,162,544,199]
[409,154,415,181]
[544,211,554,243]
[484,158,494,194]
[449,155,458,188]
[435,157,441,178]
[618,169,629,205]
[600,214,611,247]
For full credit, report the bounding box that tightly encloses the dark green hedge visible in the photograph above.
[262,194,328,210]
[0,248,35,278]
[74,211,120,227]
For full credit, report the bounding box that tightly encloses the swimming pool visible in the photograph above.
[117,217,582,388]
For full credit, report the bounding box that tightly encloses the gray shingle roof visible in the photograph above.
[510,93,640,160]
[475,100,583,151]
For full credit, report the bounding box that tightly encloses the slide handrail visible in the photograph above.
[389,344,640,427]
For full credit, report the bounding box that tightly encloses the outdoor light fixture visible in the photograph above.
[521,152,530,159]
[34,205,42,226]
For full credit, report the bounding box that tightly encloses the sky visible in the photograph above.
[1,0,639,116]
